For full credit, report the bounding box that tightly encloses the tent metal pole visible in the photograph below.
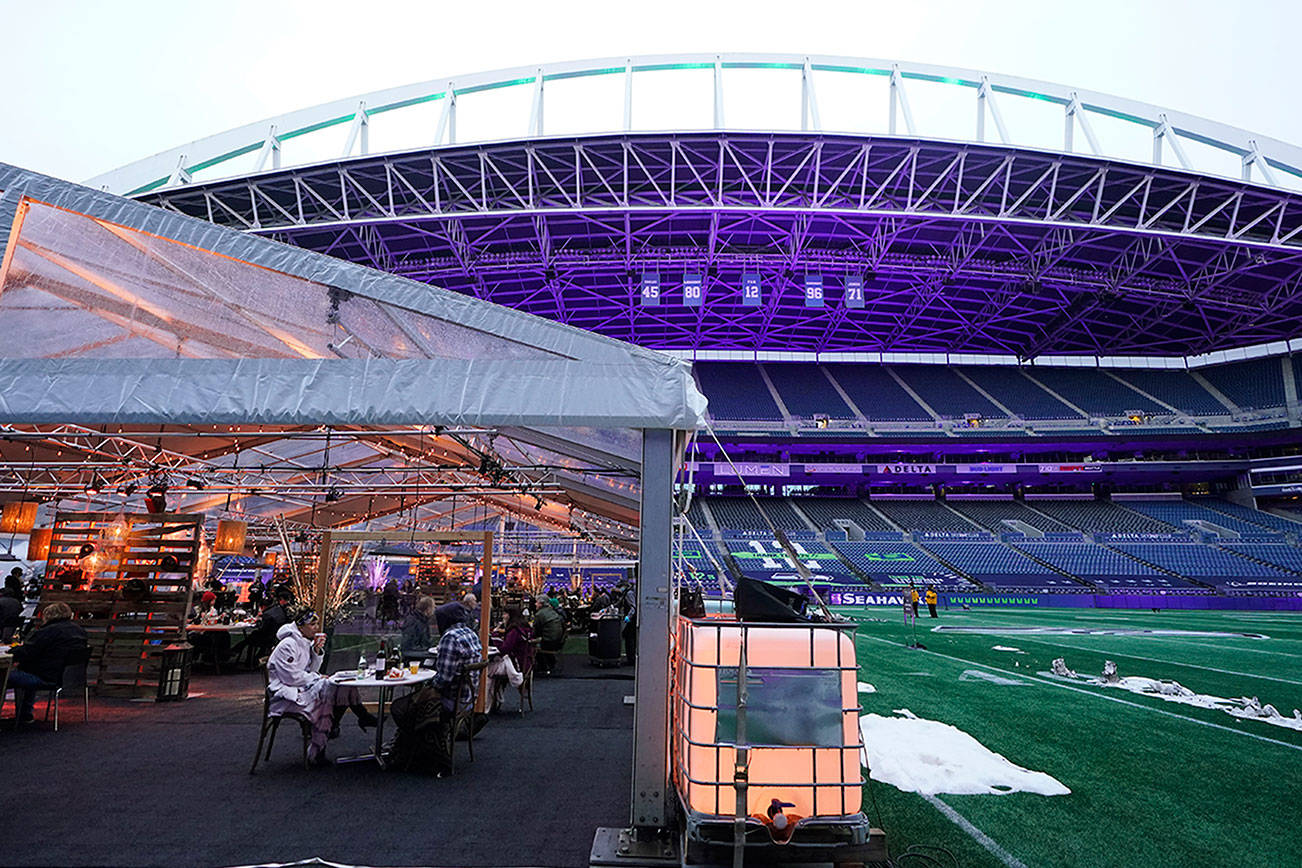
[631,427,673,829]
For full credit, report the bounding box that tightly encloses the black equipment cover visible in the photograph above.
[734,577,819,623]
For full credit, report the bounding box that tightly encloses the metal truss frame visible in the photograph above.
[140,132,1302,357]
[0,423,642,552]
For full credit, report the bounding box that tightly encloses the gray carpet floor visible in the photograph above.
[0,663,634,867]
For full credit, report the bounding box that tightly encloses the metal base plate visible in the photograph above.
[590,827,680,867]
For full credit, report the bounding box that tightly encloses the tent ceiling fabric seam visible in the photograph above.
[0,358,707,429]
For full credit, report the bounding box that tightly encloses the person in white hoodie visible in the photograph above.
[268,611,376,764]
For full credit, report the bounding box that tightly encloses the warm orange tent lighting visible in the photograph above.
[0,501,39,535]
[27,527,52,561]
[214,519,247,555]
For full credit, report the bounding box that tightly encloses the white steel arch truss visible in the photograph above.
[90,53,1302,196]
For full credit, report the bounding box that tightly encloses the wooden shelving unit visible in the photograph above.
[40,512,201,698]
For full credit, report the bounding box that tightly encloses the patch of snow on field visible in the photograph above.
[960,669,1027,686]
[858,681,876,693]
[1043,659,1302,732]
[860,710,1070,797]
[992,645,1025,653]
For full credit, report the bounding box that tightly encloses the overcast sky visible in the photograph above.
[4,0,1300,183]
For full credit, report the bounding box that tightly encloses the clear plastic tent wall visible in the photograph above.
[0,164,708,431]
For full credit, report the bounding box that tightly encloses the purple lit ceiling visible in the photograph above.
[139,132,1302,357]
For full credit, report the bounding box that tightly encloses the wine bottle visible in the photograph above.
[375,639,387,679]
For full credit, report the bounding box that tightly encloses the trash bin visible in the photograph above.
[157,642,193,702]
[588,616,623,667]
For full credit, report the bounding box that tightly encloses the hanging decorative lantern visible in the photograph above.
[100,512,130,555]
[263,550,278,568]
[213,519,247,555]
[195,537,212,582]
[27,527,53,561]
[0,501,39,535]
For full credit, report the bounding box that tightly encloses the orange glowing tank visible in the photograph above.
[670,614,862,821]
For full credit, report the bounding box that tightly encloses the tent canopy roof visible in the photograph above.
[0,164,704,540]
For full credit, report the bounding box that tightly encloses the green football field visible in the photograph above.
[841,605,1302,867]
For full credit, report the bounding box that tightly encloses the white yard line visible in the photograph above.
[995,636,1302,687]
[1162,638,1302,659]
[923,794,1030,868]
[858,635,1302,753]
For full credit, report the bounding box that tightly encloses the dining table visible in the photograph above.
[330,667,435,767]
[186,621,258,672]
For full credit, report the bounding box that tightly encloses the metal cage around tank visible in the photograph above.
[669,613,880,859]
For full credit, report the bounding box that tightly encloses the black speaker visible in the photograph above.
[734,577,817,624]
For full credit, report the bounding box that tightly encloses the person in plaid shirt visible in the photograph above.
[433,606,482,714]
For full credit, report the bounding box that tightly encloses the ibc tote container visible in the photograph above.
[671,614,873,855]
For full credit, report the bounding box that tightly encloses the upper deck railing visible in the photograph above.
[88,53,1302,197]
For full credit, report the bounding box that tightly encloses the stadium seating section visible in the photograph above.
[1191,499,1302,533]
[1109,542,1293,579]
[919,541,1087,590]
[691,358,1293,423]
[795,498,895,532]
[701,497,809,532]
[946,499,1073,533]
[723,537,858,581]
[891,365,1004,418]
[1196,357,1286,412]
[1119,500,1279,537]
[1023,500,1174,534]
[763,363,855,419]
[1118,369,1229,415]
[694,362,784,420]
[872,500,980,533]
[830,540,975,591]
[958,366,1082,419]
[822,364,931,420]
[1023,367,1165,416]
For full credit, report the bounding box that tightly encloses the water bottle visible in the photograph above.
[356,651,368,678]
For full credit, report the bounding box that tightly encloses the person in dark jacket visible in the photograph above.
[400,596,435,659]
[8,602,88,724]
[242,587,293,659]
[4,567,24,603]
[0,586,22,643]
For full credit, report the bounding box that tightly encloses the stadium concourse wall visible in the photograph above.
[823,588,1302,611]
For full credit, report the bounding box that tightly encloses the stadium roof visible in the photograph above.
[113,54,1302,359]
[0,163,705,541]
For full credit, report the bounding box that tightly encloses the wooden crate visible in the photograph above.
[42,512,201,698]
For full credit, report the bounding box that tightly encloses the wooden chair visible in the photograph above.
[445,659,491,774]
[249,657,313,773]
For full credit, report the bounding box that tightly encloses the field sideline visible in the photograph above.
[842,605,1302,867]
